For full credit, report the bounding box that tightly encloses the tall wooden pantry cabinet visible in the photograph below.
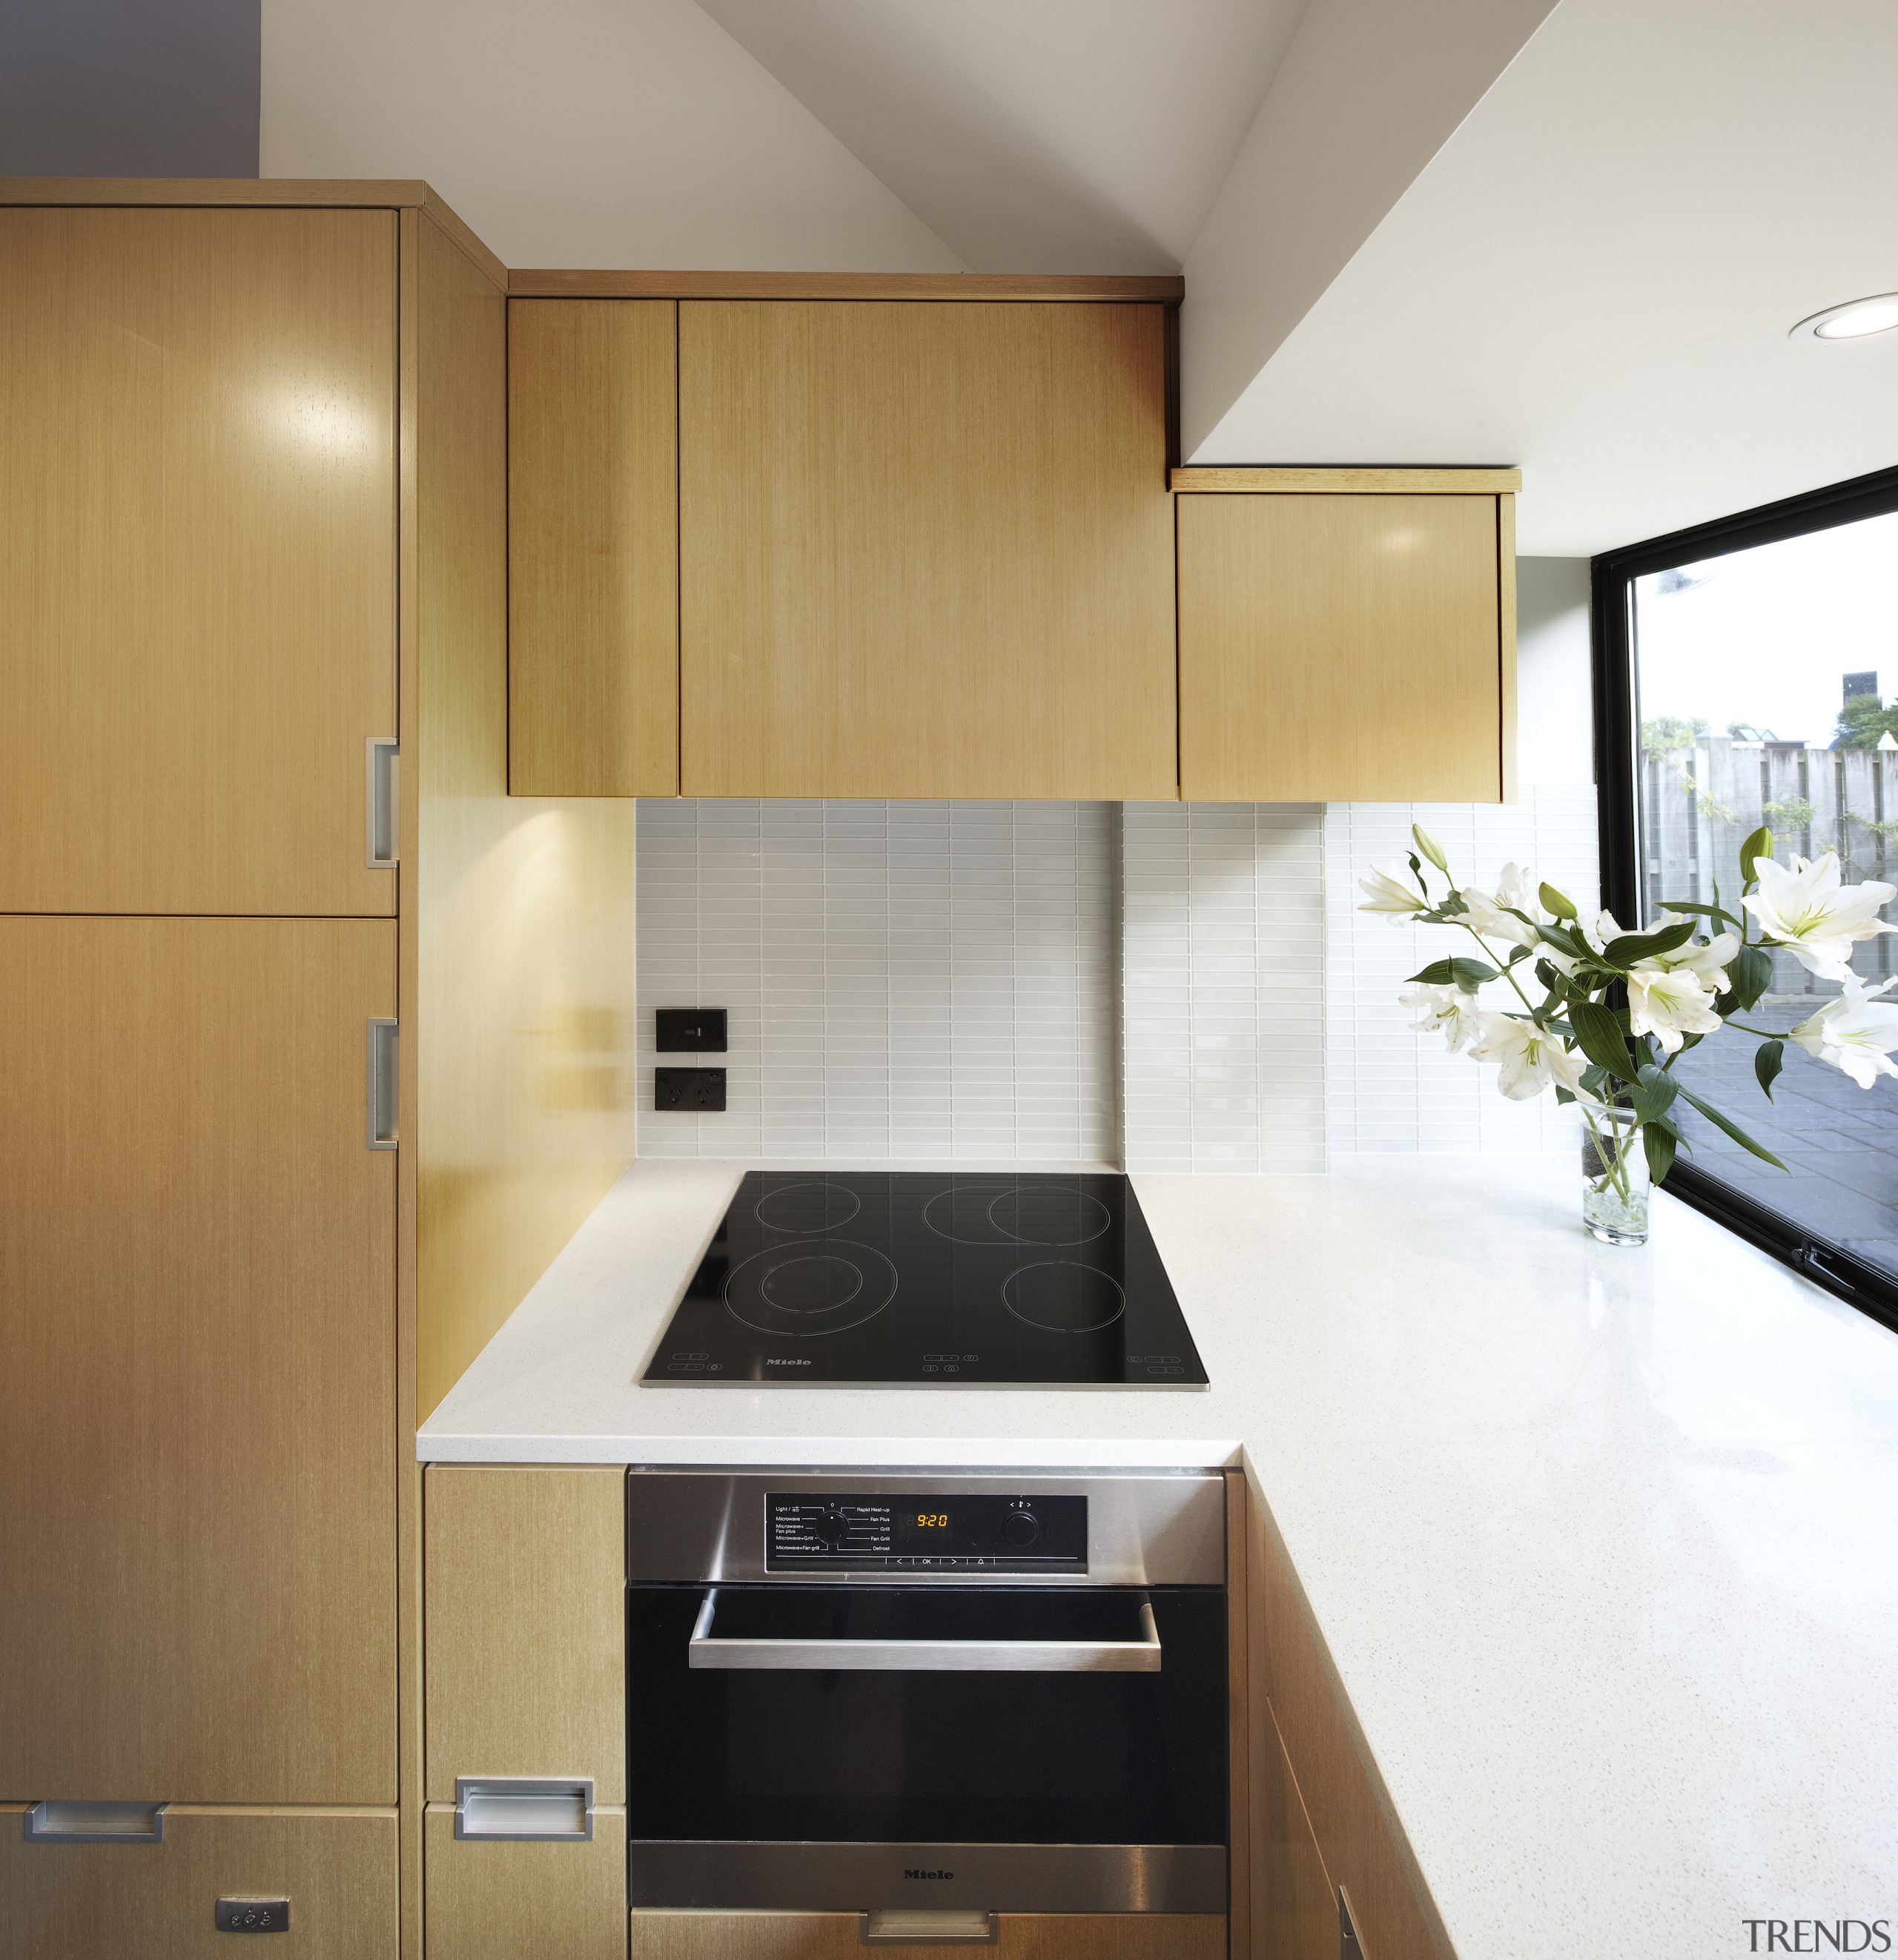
[0,181,636,1960]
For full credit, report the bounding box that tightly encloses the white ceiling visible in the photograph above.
[692,0,1306,274]
[1191,0,1898,555]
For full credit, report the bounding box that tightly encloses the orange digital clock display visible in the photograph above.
[913,1512,950,1530]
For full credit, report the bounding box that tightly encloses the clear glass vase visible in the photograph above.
[1581,1108,1651,1246]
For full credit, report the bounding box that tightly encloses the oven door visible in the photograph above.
[626,1583,1227,1914]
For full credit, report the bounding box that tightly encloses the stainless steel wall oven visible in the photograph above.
[626,1469,1229,1918]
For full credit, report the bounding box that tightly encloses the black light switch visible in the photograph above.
[656,1007,727,1053]
[655,1067,727,1112]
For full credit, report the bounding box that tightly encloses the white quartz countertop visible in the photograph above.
[420,1155,1898,1957]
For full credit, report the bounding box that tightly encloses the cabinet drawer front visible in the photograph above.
[0,207,399,915]
[0,1805,396,1960]
[0,917,398,1801]
[629,1910,1226,1959]
[426,1804,625,1960]
[679,299,1177,802]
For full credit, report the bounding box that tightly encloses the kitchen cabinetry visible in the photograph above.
[0,179,638,1960]
[0,915,397,1801]
[425,1806,626,1960]
[676,294,1177,799]
[0,1803,397,1960]
[0,207,399,917]
[1174,469,1519,804]
[627,1913,1226,1957]
[424,1467,628,1803]
[508,298,680,796]
[1239,1478,1448,1960]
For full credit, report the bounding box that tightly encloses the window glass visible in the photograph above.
[1633,511,1898,1273]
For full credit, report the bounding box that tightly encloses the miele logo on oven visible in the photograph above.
[905,1870,954,1881]
[765,1358,811,1366]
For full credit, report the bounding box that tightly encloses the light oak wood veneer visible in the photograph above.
[0,207,399,915]
[509,298,681,796]
[678,299,1177,800]
[424,1468,628,1804]
[424,1804,626,1960]
[1177,491,1510,803]
[627,1912,1226,1959]
[0,917,397,1802]
[0,1804,397,1960]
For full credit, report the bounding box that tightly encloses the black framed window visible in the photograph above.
[1595,464,1898,1332]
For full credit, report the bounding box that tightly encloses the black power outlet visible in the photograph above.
[655,1066,727,1112]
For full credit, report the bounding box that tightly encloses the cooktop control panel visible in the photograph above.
[764,1491,1088,1574]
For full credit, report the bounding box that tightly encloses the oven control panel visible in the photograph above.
[765,1493,1087,1574]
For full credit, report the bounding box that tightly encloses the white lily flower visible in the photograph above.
[1790,975,1898,1088]
[1743,851,1898,980]
[1626,963,1723,1055]
[1398,983,1481,1054]
[1652,927,1740,993]
[1359,861,1426,920]
[1469,1013,1591,1101]
[1457,863,1542,951]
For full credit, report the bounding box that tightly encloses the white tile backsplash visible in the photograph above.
[1122,803,1326,1172]
[1323,787,1601,1154]
[636,799,1117,1162]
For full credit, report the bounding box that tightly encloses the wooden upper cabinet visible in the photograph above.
[0,207,399,914]
[1175,478,1517,803]
[507,299,680,796]
[0,916,397,1803]
[678,300,1177,800]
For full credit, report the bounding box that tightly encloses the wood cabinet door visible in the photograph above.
[0,207,397,914]
[1177,492,1508,802]
[424,1467,628,1803]
[0,917,397,1801]
[0,1804,397,1960]
[426,1804,625,1960]
[508,298,680,796]
[678,300,1177,800]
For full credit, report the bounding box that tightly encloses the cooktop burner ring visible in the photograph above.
[1001,1261,1127,1335]
[753,1180,863,1235]
[724,1240,898,1339]
[922,1181,1112,1248]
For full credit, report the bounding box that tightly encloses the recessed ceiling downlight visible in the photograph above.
[1790,294,1898,343]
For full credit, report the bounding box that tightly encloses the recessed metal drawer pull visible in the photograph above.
[452,1778,595,1842]
[687,1590,1162,1673]
[365,737,399,868]
[23,1801,166,1843]
[861,1910,998,1946]
[366,1017,398,1150]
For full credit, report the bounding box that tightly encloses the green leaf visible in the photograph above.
[1539,881,1579,921]
[1674,1083,1790,1171]
[1658,900,1744,931]
[1725,943,1774,1012]
[1405,957,1499,989]
[1631,1062,1679,1124]
[1754,1040,1785,1102]
[1739,826,1773,887]
[1535,921,1589,961]
[1412,822,1449,874]
[1601,920,1696,967]
[1567,999,1638,1080]
[1644,1122,1678,1185]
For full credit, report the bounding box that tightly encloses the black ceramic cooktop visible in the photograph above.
[643,1172,1208,1388]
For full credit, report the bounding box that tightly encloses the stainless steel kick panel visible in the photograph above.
[626,1841,1228,1915]
[626,1469,1225,1587]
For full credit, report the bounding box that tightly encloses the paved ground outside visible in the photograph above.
[1668,996,1898,1273]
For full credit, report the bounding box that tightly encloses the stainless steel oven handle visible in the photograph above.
[687,1590,1161,1673]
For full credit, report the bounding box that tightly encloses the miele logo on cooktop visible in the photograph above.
[904,1869,954,1881]
[766,1357,812,1366]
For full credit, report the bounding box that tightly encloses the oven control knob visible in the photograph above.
[813,1509,850,1548]
[1002,1511,1040,1548]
